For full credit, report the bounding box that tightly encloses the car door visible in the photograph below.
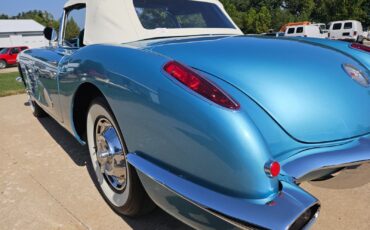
[29,4,86,123]
[330,22,343,39]
[0,48,10,64]
[296,26,304,37]
[342,22,353,39]
[8,47,20,64]
[56,4,87,123]
[31,48,65,121]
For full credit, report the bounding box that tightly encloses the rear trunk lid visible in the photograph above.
[145,35,370,143]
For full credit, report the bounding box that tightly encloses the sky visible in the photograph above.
[0,0,66,19]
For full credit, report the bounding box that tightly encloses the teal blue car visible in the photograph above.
[286,36,370,69]
[17,0,370,229]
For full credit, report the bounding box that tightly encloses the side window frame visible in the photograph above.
[10,47,20,54]
[287,27,295,34]
[344,22,352,30]
[296,27,304,34]
[332,23,342,30]
[58,4,86,49]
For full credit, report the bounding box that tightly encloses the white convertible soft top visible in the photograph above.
[64,0,243,45]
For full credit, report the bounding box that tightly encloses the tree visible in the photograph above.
[243,8,257,33]
[221,0,244,28]
[283,0,315,21]
[14,10,56,27]
[256,6,272,33]
[271,8,295,31]
[0,14,9,19]
[221,0,369,32]
[65,17,80,40]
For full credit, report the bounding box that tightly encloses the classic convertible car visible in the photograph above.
[17,0,370,229]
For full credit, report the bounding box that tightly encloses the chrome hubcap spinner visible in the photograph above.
[95,118,127,191]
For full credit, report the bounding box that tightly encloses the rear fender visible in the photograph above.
[65,44,280,198]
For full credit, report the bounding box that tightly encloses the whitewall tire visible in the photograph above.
[86,97,155,216]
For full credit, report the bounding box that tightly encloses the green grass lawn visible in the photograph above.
[0,72,25,97]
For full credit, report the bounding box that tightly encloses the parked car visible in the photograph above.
[328,20,363,42]
[284,25,327,38]
[17,0,370,230]
[0,46,28,69]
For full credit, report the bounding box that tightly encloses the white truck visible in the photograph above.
[284,25,327,38]
[328,20,363,42]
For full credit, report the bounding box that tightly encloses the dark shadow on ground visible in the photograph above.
[36,115,192,230]
[38,116,88,166]
[308,164,370,189]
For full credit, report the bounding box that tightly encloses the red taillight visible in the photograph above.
[164,61,240,110]
[265,161,280,178]
[350,43,370,53]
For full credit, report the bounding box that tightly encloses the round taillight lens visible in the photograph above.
[265,161,280,178]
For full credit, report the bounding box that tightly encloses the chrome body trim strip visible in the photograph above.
[302,210,320,230]
[127,153,320,230]
[282,138,370,182]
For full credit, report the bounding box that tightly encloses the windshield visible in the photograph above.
[134,0,235,30]
[0,48,8,54]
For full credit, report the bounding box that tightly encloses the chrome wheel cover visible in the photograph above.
[95,118,127,191]
[0,61,5,69]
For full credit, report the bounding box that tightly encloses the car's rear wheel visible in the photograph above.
[0,60,6,69]
[86,97,155,216]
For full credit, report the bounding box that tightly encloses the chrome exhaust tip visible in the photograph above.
[289,204,320,230]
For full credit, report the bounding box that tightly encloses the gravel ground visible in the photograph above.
[0,94,369,230]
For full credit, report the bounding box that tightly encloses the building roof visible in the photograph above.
[0,19,45,33]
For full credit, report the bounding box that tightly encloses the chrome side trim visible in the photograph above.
[282,138,370,182]
[127,153,320,230]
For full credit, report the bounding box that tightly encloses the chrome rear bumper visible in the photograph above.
[127,153,320,230]
[281,138,370,183]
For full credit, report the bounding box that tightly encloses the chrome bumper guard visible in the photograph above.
[127,154,320,230]
[282,138,370,183]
